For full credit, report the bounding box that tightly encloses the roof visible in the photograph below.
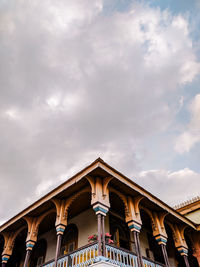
[175,196,200,215]
[0,157,197,232]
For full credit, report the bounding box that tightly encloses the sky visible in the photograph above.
[0,0,200,225]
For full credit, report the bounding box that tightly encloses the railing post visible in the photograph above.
[93,203,109,257]
[24,240,36,267]
[133,230,143,267]
[176,246,190,267]
[160,243,170,267]
[154,235,170,267]
[183,255,190,267]
[24,249,32,267]
[102,215,106,256]
[55,225,66,267]
[97,214,102,256]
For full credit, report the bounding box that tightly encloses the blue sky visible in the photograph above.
[0,0,200,224]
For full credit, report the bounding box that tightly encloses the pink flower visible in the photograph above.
[105,233,111,237]
[108,239,114,244]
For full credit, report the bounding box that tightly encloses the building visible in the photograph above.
[0,158,200,267]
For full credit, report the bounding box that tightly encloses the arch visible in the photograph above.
[2,225,27,258]
[85,176,96,195]
[139,209,164,264]
[159,212,168,230]
[164,222,185,267]
[102,177,113,196]
[165,221,177,244]
[179,224,188,242]
[65,187,90,211]
[139,206,156,232]
[6,227,27,267]
[109,187,129,217]
[24,208,56,243]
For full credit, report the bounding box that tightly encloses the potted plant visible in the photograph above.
[105,233,114,244]
[88,234,98,243]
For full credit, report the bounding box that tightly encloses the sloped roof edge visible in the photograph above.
[0,157,196,231]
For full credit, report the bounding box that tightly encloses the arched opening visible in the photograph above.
[67,191,93,248]
[7,228,27,267]
[29,211,57,265]
[61,224,78,255]
[165,223,184,267]
[109,192,131,250]
[140,209,164,264]
[68,191,91,220]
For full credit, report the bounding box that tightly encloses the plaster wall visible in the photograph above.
[168,257,177,267]
[39,228,57,262]
[139,228,150,257]
[185,209,200,224]
[69,208,109,247]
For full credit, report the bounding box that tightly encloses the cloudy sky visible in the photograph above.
[0,0,200,225]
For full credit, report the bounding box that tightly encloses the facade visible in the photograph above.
[0,158,200,267]
[175,198,200,265]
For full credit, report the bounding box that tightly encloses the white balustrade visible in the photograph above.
[143,258,155,267]
[43,254,68,267]
[105,244,138,267]
[43,243,165,267]
[70,243,98,267]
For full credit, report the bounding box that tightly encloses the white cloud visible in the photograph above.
[137,168,200,206]
[175,94,200,153]
[0,0,199,223]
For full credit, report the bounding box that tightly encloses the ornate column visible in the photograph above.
[23,216,42,267]
[54,225,66,267]
[23,240,36,267]
[172,224,190,267]
[129,222,143,267]
[93,203,109,257]
[177,246,190,267]
[51,199,68,267]
[101,215,105,256]
[126,196,144,267]
[151,212,170,267]
[2,228,26,267]
[87,175,111,258]
[2,255,10,267]
[154,235,170,267]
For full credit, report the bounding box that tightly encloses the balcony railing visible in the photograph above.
[42,242,165,267]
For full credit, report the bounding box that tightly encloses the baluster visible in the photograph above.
[78,251,81,265]
[127,253,130,266]
[89,246,92,262]
[113,248,116,263]
[86,248,88,263]
[119,250,122,265]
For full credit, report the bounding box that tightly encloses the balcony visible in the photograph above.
[42,242,165,267]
